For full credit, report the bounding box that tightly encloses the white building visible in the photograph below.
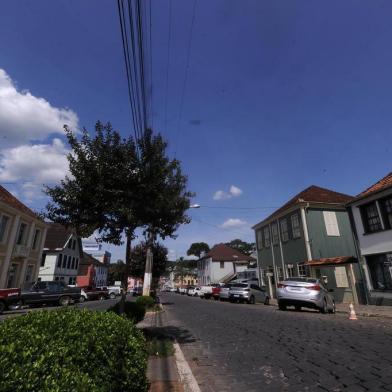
[197,243,255,285]
[38,223,82,285]
[347,172,392,305]
[0,186,47,289]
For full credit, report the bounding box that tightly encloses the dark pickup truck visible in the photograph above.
[21,281,81,307]
[81,286,109,301]
[0,288,21,313]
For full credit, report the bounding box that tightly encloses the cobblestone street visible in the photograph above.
[160,293,392,392]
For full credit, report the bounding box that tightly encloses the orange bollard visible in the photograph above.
[349,302,358,320]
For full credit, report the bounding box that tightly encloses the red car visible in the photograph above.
[0,288,21,314]
[212,285,221,301]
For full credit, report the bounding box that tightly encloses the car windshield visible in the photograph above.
[231,283,248,288]
[285,278,318,284]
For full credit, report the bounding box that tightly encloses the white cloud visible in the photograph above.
[213,185,243,200]
[220,218,247,229]
[0,69,78,147]
[0,138,70,200]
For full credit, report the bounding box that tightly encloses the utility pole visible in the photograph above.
[142,232,153,296]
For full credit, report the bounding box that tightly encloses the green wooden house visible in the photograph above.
[252,186,365,304]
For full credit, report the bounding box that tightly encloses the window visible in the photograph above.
[361,202,382,233]
[7,263,18,288]
[380,197,392,230]
[25,265,34,283]
[75,258,79,270]
[280,218,289,242]
[366,253,392,290]
[0,215,10,243]
[291,214,301,239]
[41,254,46,267]
[55,276,59,281]
[271,223,279,244]
[256,230,263,249]
[286,264,295,277]
[32,229,40,250]
[16,222,27,245]
[297,264,309,277]
[323,211,340,236]
[71,257,76,269]
[67,256,72,269]
[69,277,76,285]
[220,261,224,269]
[263,227,270,247]
[62,255,67,269]
[57,254,63,268]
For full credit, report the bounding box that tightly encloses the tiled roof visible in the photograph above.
[44,223,74,250]
[255,185,353,226]
[202,243,255,262]
[356,171,392,199]
[0,185,41,220]
[303,256,357,266]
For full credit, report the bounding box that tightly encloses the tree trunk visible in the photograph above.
[119,233,132,314]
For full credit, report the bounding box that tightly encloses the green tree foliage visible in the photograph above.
[107,260,127,285]
[44,122,193,303]
[186,242,210,258]
[224,239,255,255]
[129,241,168,279]
[0,308,148,392]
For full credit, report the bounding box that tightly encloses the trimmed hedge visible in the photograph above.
[108,301,146,323]
[135,295,155,309]
[0,308,148,392]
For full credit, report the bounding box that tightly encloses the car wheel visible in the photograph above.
[264,297,270,305]
[248,296,255,305]
[328,301,336,314]
[79,295,85,303]
[278,303,286,311]
[295,306,301,311]
[109,293,116,299]
[320,299,328,314]
[59,296,71,306]
[0,300,5,314]
[98,295,105,301]
[229,298,234,303]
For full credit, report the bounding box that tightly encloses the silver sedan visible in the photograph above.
[277,277,335,313]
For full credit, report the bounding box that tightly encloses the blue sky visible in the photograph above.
[0,1,391,262]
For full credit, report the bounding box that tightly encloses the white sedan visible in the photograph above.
[188,287,202,297]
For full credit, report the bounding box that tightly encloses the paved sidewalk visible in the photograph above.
[268,298,392,318]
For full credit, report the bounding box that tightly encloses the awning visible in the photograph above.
[302,256,358,267]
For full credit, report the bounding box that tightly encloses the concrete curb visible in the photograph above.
[173,341,201,392]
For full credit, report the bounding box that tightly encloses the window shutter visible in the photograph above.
[323,211,340,236]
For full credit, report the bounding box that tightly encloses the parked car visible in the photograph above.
[170,287,177,292]
[229,283,270,305]
[212,284,221,300]
[132,286,143,297]
[100,286,121,299]
[188,287,202,296]
[81,286,109,301]
[179,286,187,295]
[219,284,232,301]
[0,288,21,314]
[277,277,335,313]
[200,285,213,299]
[186,286,195,295]
[21,281,81,307]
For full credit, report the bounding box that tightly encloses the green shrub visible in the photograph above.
[0,308,148,392]
[136,295,155,308]
[108,301,146,323]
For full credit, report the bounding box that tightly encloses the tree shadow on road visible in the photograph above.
[142,325,196,344]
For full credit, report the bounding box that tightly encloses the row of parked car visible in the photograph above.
[0,282,122,314]
[169,281,271,305]
[168,277,337,314]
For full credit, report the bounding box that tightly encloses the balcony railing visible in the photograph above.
[13,244,30,258]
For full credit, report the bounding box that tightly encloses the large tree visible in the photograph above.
[224,239,255,255]
[186,242,210,259]
[45,122,192,307]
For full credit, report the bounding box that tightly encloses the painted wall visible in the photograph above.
[306,208,357,259]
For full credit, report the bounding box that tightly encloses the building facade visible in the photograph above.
[39,223,83,285]
[0,186,47,289]
[197,244,255,285]
[347,172,392,305]
[253,186,364,304]
[76,252,108,287]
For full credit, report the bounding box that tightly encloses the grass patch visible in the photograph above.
[147,337,174,357]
